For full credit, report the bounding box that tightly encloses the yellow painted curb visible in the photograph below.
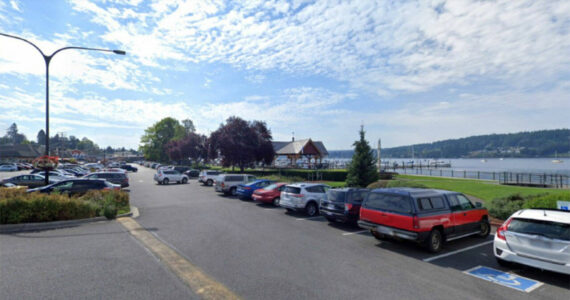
[117,217,241,300]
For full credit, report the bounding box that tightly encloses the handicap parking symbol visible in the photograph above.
[464,266,543,293]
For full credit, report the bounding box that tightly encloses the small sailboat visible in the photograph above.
[481,159,487,163]
[552,151,563,164]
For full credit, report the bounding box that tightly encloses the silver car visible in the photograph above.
[279,183,330,217]
[494,208,570,275]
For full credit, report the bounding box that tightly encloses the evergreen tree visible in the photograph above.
[346,126,378,187]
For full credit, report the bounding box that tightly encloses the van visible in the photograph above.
[214,174,256,195]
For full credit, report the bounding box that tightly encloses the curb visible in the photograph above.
[0,206,136,234]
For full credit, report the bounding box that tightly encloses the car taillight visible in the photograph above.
[496,218,512,241]
[293,194,304,198]
[243,187,251,190]
[413,215,419,229]
[221,182,225,188]
[344,203,353,211]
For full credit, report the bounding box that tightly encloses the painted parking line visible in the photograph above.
[423,240,493,262]
[295,216,324,221]
[464,266,543,293]
[342,230,368,236]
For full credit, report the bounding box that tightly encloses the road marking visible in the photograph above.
[423,240,493,262]
[464,266,543,293]
[342,230,368,236]
[295,216,324,221]
[117,217,240,300]
[138,180,144,183]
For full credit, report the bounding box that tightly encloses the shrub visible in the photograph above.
[523,192,570,210]
[367,179,427,189]
[0,188,130,224]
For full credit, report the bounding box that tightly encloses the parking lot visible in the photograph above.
[1,167,568,299]
[125,167,569,299]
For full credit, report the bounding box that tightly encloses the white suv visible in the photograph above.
[154,169,189,185]
[214,174,256,195]
[280,183,330,217]
[494,208,570,275]
[199,170,223,186]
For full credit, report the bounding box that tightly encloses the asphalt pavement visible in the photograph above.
[1,167,568,299]
[128,167,570,299]
[0,220,196,300]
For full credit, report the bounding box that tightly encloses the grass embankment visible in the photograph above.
[0,189,130,225]
[394,175,568,203]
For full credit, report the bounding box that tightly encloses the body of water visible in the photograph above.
[326,157,570,176]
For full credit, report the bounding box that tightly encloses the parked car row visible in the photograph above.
[1,162,132,195]
[139,162,569,275]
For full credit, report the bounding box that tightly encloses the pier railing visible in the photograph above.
[397,168,569,188]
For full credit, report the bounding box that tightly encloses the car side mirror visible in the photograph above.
[476,202,482,208]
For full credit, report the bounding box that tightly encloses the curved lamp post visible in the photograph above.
[0,33,125,185]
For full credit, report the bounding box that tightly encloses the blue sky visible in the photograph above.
[0,0,569,150]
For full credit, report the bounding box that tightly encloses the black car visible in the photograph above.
[27,179,120,196]
[83,172,129,188]
[120,164,138,172]
[320,188,370,224]
[173,166,191,173]
[184,169,200,178]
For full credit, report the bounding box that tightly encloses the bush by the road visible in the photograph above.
[523,192,570,210]
[367,179,427,189]
[218,168,349,182]
[0,189,130,224]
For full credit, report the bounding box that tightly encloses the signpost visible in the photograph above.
[557,201,570,211]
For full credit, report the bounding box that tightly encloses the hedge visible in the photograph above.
[488,192,570,220]
[218,168,348,182]
[0,188,130,224]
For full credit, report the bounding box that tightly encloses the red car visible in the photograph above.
[358,188,490,252]
[252,182,287,206]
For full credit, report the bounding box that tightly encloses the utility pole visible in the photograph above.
[377,138,381,172]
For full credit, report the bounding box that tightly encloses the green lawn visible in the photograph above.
[396,174,569,203]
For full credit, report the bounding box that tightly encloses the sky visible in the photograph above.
[0,0,569,150]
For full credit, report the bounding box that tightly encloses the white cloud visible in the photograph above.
[9,0,20,12]
[68,0,568,95]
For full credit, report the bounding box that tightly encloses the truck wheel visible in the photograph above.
[426,229,443,253]
[273,197,280,206]
[162,178,169,185]
[230,187,237,196]
[371,230,387,241]
[305,202,318,217]
[478,220,490,238]
[207,179,213,186]
[182,178,188,184]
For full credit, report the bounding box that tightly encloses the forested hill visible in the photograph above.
[328,129,570,159]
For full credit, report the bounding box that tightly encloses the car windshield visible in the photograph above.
[364,193,412,214]
[263,183,279,191]
[284,186,301,194]
[326,190,346,203]
[509,218,570,241]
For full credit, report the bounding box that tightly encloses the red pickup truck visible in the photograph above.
[358,188,490,252]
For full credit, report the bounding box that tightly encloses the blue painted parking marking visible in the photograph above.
[463,266,543,293]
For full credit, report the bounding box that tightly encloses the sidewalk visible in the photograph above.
[0,220,197,300]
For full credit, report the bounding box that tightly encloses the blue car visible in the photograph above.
[236,179,274,200]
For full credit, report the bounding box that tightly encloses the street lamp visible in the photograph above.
[0,33,126,185]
